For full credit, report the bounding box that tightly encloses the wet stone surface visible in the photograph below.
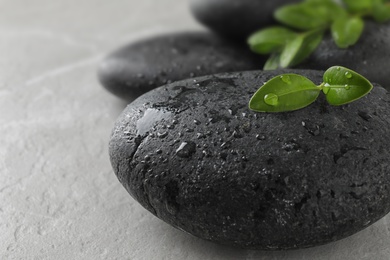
[189,0,300,40]
[299,21,390,89]
[98,32,265,100]
[109,70,390,249]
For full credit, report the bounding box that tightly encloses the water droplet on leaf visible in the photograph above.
[323,83,330,94]
[345,84,350,90]
[280,75,292,84]
[345,72,352,79]
[264,93,279,106]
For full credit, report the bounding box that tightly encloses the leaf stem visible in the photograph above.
[317,82,326,89]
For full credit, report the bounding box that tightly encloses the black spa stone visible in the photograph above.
[189,0,300,40]
[299,21,390,89]
[98,32,265,100]
[109,70,390,249]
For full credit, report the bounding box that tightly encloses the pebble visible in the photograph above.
[189,0,300,39]
[98,32,265,100]
[299,21,390,89]
[109,70,390,249]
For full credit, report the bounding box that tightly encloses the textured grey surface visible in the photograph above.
[1,0,389,259]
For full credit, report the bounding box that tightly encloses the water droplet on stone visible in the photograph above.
[136,109,172,136]
[232,130,243,138]
[165,201,179,215]
[157,132,168,139]
[345,72,352,79]
[264,93,279,106]
[176,141,196,158]
[282,141,301,152]
[302,120,321,136]
[358,111,372,121]
[196,133,204,139]
[256,134,266,140]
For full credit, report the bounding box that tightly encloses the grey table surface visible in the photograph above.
[1,0,389,259]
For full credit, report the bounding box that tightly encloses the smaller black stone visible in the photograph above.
[299,21,390,89]
[189,0,300,40]
[98,32,265,100]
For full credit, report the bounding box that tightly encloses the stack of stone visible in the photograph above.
[100,0,390,250]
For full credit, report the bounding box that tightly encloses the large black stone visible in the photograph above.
[98,32,265,100]
[189,0,300,40]
[109,70,390,249]
[299,21,390,89]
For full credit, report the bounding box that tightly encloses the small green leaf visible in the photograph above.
[263,53,281,70]
[248,27,296,55]
[249,74,321,112]
[323,66,373,106]
[372,0,390,22]
[304,0,348,21]
[274,2,335,30]
[280,29,324,68]
[342,0,373,12]
[331,16,364,48]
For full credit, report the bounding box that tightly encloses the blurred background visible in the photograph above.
[1,0,389,259]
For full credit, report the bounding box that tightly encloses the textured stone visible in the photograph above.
[109,70,390,249]
[299,21,390,89]
[189,0,300,40]
[98,32,265,100]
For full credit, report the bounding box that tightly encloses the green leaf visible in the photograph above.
[323,66,373,106]
[372,0,390,22]
[248,27,297,55]
[280,29,324,68]
[331,16,364,48]
[249,74,321,112]
[263,53,281,70]
[304,0,347,21]
[342,0,373,12]
[274,1,338,30]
